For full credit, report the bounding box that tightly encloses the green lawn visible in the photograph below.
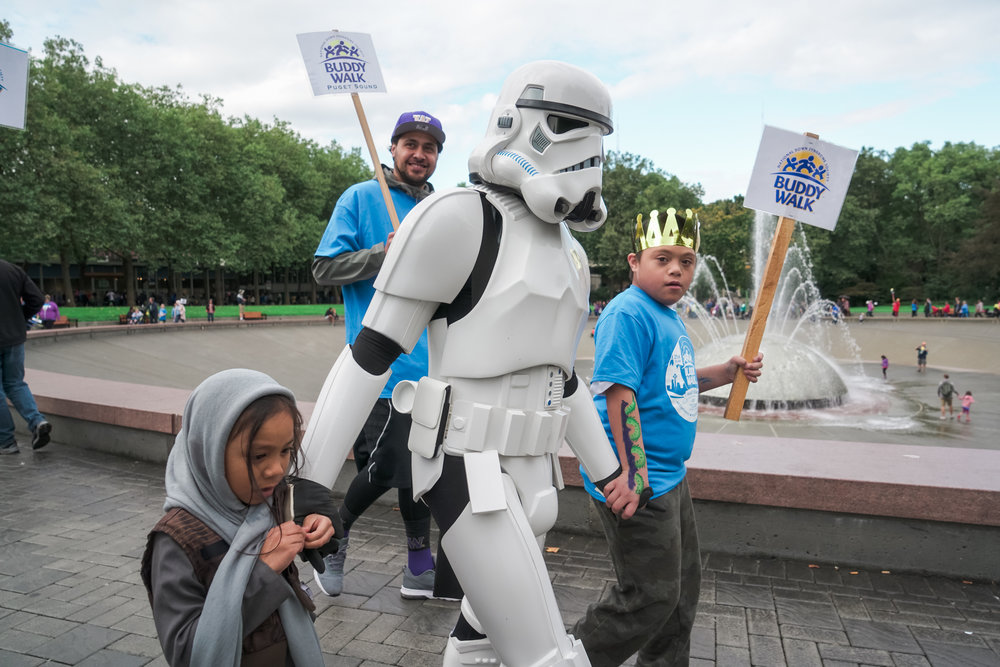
[57,303,343,323]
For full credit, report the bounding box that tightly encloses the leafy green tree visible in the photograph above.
[0,37,115,303]
[804,147,894,300]
[697,196,754,296]
[944,179,1000,298]
[581,151,703,295]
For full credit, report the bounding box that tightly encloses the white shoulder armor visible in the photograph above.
[374,187,485,304]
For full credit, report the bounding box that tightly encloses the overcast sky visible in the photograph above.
[4,0,999,203]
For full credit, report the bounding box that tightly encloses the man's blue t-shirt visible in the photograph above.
[314,179,429,397]
[582,285,699,501]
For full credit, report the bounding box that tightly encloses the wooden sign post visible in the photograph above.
[724,214,797,420]
[725,128,859,420]
[297,30,400,230]
[349,92,400,229]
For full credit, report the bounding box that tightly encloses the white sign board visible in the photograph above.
[744,126,859,231]
[0,42,30,130]
[296,31,386,96]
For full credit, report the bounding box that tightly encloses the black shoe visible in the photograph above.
[32,421,51,450]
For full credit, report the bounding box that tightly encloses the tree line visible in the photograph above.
[0,25,371,307]
[4,21,999,309]
[584,145,1000,306]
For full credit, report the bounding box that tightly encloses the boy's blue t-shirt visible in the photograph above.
[582,285,699,501]
[314,179,429,396]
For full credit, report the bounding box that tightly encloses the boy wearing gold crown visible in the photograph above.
[573,208,763,667]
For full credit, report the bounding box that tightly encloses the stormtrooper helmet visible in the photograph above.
[468,60,613,230]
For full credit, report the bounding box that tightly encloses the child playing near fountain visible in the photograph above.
[958,390,975,423]
[141,369,341,666]
[915,342,928,373]
[881,355,889,380]
[573,208,763,667]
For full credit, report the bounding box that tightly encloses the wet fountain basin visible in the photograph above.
[698,334,848,410]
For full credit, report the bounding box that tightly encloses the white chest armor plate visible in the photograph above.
[432,186,590,379]
[431,187,590,456]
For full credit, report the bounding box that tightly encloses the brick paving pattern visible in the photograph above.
[2,447,998,666]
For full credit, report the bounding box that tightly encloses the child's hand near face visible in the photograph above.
[301,513,335,550]
[260,521,306,572]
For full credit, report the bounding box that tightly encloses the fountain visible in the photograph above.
[685,212,919,430]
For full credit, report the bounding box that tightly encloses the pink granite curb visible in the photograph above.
[22,369,1000,528]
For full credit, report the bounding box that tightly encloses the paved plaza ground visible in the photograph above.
[1,315,998,665]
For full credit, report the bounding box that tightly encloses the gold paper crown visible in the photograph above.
[634,208,700,253]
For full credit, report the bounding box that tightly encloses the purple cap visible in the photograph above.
[391,111,445,149]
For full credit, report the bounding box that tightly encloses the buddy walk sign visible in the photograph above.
[744,126,859,232]
[725,126,858,421]
[296,31,386,96]
[296,30,402,229]
[0,41,30,131]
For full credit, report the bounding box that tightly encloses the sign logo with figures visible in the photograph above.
[296,31,386,96]
[744,126,858,231]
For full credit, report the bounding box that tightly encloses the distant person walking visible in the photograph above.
[0,260,53,455]
[237,289,247,320]
[881,355,889,380]
[937,374,956,420]
[958,390,975,423]
[892,298,900,318]
[915,342,928,373]
[911,299,918,317]
[206,298,215,323]
[38,294,60,329]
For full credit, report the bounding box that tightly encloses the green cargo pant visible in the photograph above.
[573,477,701,667]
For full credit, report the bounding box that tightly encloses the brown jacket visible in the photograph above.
[140,505,314,666]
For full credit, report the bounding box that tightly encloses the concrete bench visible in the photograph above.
[17,368,1000,580]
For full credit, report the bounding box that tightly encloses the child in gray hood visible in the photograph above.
[142,369,341,666]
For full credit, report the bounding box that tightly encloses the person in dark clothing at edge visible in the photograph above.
[310,111,446,599]
[0,260,52,455]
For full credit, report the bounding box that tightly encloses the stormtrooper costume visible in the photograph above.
[301,61,621,667]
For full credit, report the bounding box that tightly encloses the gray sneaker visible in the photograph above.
[0,441,20,455]
[313,536,348,596]
[400,566,435,600]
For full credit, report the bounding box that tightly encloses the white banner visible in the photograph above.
[0,42,29,130]
[296,31,386,96]
[744,126,859,231]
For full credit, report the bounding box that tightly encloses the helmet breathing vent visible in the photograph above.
[530,125,551,153]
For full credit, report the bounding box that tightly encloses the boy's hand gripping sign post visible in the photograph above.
[725,126,858,421]
[296,31,400,229]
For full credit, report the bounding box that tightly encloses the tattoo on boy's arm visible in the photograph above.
[619,397,647,494]
[698,375,711,386]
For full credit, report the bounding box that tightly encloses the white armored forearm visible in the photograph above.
[299,346,391,488]
[562,377,621,488]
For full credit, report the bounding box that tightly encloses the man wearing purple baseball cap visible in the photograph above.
[311,111,445,600]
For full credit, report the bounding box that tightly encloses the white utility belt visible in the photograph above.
[392,366,570,459]
[442,400,570,457]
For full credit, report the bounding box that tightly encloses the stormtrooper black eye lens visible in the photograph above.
[547,115,588,134]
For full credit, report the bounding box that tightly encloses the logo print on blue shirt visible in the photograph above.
[665,336,698,422]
